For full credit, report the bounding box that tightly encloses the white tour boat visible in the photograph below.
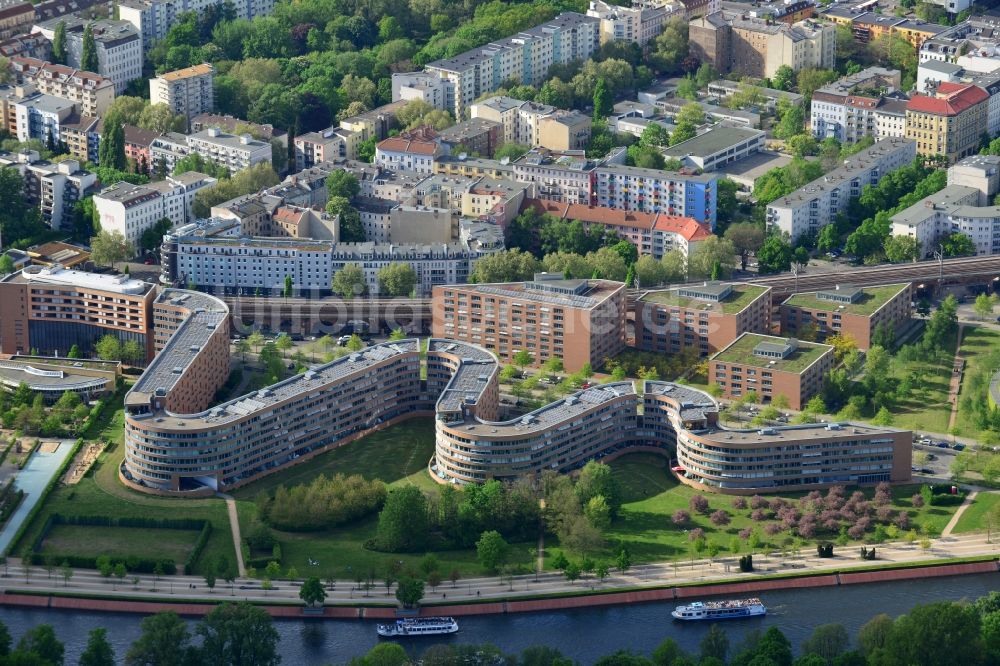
[671,598,767,621]
[376,616,460,637]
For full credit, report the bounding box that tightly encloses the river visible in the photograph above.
[1,573,997,664]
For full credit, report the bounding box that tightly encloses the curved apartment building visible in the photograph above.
[124,289,912,494]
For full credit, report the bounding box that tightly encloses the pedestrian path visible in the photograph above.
[0,441,74,554]
[218,493,246,576]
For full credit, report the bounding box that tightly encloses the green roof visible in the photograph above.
[782,283,908,316]
[712,334,832,373]
[640,284,770,315]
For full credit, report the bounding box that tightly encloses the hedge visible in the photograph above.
[26,513,210,574]
[184,521,213,573]
[6,438,83,557]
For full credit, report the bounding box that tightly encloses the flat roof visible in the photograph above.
[447,278,624,310]
[662,126,764,158]
[4,264,152,295]
[712,333,832,372]
[783,283,909,315]
[639,283,769,315]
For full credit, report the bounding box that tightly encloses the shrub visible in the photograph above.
[750,495,769,510]
[689,495,709,514]
[731,497,747,510]
[672,509,690,525]
[710,510,730,526]
[739,554,753,572]
[258,473,387,531]
[817,543,834,558]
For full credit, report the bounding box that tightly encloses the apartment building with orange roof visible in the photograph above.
[375,127,443,174]
[905,82,989,162]
[10,57,115,116]
[523,198,713,259]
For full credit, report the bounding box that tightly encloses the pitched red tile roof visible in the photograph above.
[907,82,989,116]
[524,198,712,241]
[652,215,713,242]
[376,136,439,155]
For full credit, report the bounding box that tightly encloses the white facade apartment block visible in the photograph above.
[94,174,215,248]
[149,63,214,121]
[118,0,275,49]
[424,13,600,118]
[767,138,917,242]
[809,68,902,143]
[186,128,270,172]
[94,182,164,248]
[391,71,450,110]
[586,0,672,45]
[13,92,74,143]
[875,101,907,139]
[33,20,143,94]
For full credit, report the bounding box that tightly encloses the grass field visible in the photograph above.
[233,420,535,577]
[952,492,1000,534]
[39,524,200,562]
[541,453,961,566]
[232,419,439,500]
[883,333,958,433]
[14,405,235,575]
[955,325,1000,439]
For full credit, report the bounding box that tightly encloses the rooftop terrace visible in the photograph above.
[639,283,769,314]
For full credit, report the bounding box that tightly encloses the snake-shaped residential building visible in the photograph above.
[122,288,912,496]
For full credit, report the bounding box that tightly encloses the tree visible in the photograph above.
[651,17,688,75]
[98,117,127,172]
[298,576,327,608]
[395,577,424,608]
[477,530,509,572]
[121,339,145,365]
[326,170,360,200]
[724,223,765,270]
[331,264,367,297]
[774,104,805,140]
[81,23,99,72]
[884,235,918,263]
[139,218,173,254]
[616,547,631,574]
[95,334,122,361]
[197,602,280,666]
[375,485,428,552]
[91,229,133,268]
[325,196,364,242]
[688,236,737,279]
[593,78,612,121]
[773,64,795,91]
[80,628,116,666]
[942,232,976,257]
[377,262,417,297]
[471,249,541,283]
[701,624,729,663]
[0,254,14,276]
[801,623,849,663]
[858,613,894,657]
[17,625,63,665]
[52,21,67,64]
[757,235,792,274]
[880,602,984,666]
[282,274,293,298]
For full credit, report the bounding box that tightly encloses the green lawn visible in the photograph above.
[40,524,200,562]
[540,453,960,566]
[712,334,831,372]
[231,419,439,500]
[882,333,958,433]
[14,409,235,575]
[233,420,536,578]
[952,492,1000,534]
[954,325,1000,439]
[783,284,908,316]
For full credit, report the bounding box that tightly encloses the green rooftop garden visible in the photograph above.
[783,283,908,316]
[640,284,769,315]
[712,334,832,373]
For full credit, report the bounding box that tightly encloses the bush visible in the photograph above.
[739,554,753,572]
[258,474,387,531]
[817,543,834,558]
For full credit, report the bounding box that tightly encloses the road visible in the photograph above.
[3,529,999,608]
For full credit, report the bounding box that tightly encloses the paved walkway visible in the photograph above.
[0,442,73,555]
[3,531,1000,608]
[217,493,246,577]
[942,490,979,537]
[947,324,966,432]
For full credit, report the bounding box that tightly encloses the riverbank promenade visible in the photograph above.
[1,531,998,616]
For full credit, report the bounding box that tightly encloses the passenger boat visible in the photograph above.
[671,598,767,621]
[376,616,460,637]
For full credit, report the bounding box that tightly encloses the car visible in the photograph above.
[921,467,934,474]
[581,382,593,389]
[911,466,920,472]
[936,441,950,448]
[952,443,966,451]
[143,257,154,265]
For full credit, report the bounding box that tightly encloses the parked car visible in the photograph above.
[921,467,935,474]
[936,441,950,448]
[952,443,966,451]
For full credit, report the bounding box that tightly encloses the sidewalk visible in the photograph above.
[2,531,998,610]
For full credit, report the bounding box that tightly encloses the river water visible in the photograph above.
[1,573,997,664]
